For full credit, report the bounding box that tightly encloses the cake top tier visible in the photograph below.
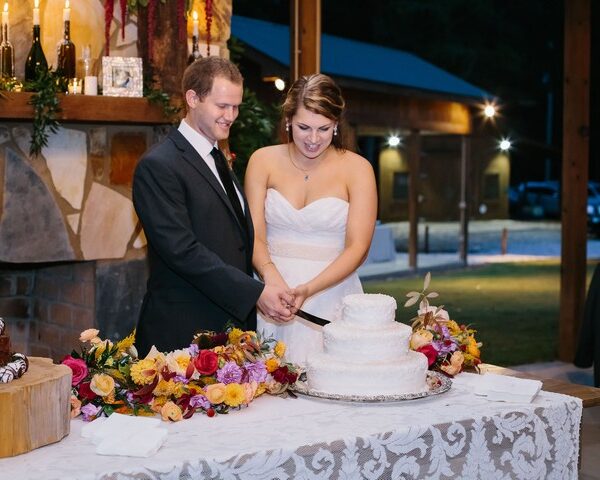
[341,293,397,326]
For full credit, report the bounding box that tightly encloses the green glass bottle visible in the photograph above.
[0,20,15,78]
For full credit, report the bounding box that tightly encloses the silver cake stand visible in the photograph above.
[292,371,451,403]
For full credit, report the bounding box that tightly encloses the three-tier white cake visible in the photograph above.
[306,293,428,396]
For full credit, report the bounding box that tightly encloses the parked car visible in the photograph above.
[510,181,561,219]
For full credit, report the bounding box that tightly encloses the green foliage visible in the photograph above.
[229,87,278,182]
[144,86,182,122]
[24,69,62,157]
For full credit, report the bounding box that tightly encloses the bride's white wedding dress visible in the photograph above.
[257,188,363,365]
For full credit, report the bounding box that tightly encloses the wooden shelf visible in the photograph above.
[0,91,175,125]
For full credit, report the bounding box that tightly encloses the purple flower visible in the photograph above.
[244,361,268,383]
[189,394,211,410]
[432,338,458,355]
[174,375,190,384]
[81,403,102,421]
[188,343,199,357]
[216,361,243,384]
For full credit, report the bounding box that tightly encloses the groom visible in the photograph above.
[133,57,294,356]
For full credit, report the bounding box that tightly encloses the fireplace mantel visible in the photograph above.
[0,92,177,125]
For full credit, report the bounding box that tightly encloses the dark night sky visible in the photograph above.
[231,0,597,184]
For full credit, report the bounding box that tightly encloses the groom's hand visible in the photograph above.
[258,285,295,322]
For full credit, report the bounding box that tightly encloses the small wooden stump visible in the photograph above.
[0,357,72,458]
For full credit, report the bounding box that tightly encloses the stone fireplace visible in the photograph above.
[0,99,169,360]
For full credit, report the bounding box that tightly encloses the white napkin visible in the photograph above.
[81,413,168,457]
[453,372,542,403]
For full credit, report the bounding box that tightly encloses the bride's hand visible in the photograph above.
[290,283,310,312]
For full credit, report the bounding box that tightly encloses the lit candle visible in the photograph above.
[2,3,8,27]
[63,0,70,22]
[33,0,40,26]
[192,10,198,37]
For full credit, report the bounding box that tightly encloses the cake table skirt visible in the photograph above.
[0,357,72,458]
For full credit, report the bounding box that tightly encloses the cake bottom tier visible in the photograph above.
[306,350,429,396]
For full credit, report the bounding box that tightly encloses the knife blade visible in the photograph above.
[295,309,331,326]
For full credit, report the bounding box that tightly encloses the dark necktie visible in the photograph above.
[211,147,247,231]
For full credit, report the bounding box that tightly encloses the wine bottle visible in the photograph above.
[0,20,14,78]
[57,19,76,80]
[187,34,202,65]
[25,24,48,81]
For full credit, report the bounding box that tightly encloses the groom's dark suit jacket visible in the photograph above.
[132,129,263,356]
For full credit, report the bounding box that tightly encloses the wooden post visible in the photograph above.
[290,0,321,81]
[407,130,421,269]
[501,228,508,255]
[559,0,590,361]
[459,136,470,265]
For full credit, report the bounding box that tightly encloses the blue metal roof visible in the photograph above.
[231,15,488,100]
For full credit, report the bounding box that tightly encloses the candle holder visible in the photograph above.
[67,78,82,95]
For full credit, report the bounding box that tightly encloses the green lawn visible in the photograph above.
[363,260,597,366]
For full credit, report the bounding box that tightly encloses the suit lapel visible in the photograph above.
[168,130,250,238]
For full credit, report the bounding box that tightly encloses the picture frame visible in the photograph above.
[101,56,143,97]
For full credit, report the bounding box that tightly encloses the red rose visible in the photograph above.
[194,350,219,375]
[61,355,88,386]
[206,408,215,417]
[78,381,97,400]
[272,366,290,383]
[417,344,439,367]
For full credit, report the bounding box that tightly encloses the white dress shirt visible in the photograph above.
[178,119,245,210]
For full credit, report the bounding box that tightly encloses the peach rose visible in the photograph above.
[243,381,259,403]
[205,383,226,404]
[440,351,464,376]
[70,394,82,418]
[160,401,183,422]
[90,373,115,397]
[410,329,433,350]
[79,329,100,343]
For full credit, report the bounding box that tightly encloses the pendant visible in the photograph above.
[304,174,309,181]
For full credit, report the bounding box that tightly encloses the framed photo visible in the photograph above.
[102,56,143,97]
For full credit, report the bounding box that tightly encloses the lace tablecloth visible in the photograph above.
[0,383,582,480]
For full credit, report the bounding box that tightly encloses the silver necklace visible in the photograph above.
[288,148,323,181]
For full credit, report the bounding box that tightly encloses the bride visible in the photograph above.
[245,74,377,365]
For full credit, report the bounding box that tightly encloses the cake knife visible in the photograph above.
[295,309,331,326]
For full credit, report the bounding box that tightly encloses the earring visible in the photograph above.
[333,126,338,136]
[285,123,290,132]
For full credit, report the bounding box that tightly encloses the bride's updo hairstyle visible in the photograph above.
[280,73,349,151]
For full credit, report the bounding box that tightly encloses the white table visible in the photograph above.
[0,383,582,479]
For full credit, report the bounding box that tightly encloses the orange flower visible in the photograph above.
[265,358,280,372]
[160,401,183,422]
[70,394,81,418]
[205,383,226,404]
[440,351,464,376]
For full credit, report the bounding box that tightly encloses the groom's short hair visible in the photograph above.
[182,57,243,102]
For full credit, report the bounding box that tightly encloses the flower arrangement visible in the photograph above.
[62,327,299,422]
[405,272,482,376]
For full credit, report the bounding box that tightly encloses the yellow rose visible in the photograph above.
[223,383,246,407]
[440,351,464,376]
[160,401,183,422]
[90,373,115,397]
[274,341,286,358]
[79,328,100,343]
[130,358,158,385]
[410,329,433,350]
[228,328,244,344]
[165,349,191,377]
[205,383,226,404]
[70,394,81,418]
[265,358,280,373]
